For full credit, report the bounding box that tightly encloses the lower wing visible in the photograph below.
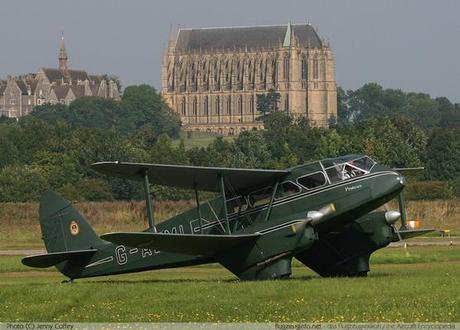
[100,232,260,256]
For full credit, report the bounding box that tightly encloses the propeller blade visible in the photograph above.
[309,203,336,226]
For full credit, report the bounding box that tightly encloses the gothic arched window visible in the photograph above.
[272,57,278,85]
[204,96,209,122]
[284,55,290,80]
[250,95,254,115]
[227,96,232,115]
[181,97,186,116]
[301,57,308,80]
[248,60,253,86]
[313,57,319,80]
[215,96,220,115]
[192,97,197,116]
[238,96,243,115]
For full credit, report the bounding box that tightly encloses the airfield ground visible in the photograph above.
[0,199,459,322]
[0,245,458,323]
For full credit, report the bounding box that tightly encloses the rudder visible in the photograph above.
[39,190,103,253]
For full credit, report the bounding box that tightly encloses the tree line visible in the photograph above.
[0,83,459,202]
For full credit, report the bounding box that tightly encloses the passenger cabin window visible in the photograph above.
[248,187,273,207]
[297,172,327,190]
[226,196,248,214]
[276,181,301,199]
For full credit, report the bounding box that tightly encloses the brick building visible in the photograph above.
[0,37,120,118]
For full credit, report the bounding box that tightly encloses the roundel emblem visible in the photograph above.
[69,221,80,236]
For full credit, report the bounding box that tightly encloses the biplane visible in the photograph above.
[22,154,433,281]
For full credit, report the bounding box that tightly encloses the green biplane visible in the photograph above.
[22,154,433,281]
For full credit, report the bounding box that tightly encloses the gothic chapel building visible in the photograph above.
[162,23,337,135]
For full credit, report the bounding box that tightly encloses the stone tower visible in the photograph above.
[162,23,337,135]
[59,35,68,73]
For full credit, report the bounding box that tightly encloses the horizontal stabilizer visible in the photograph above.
[100,232,260,256]
[22,249,97,268]
[398,228,435,240]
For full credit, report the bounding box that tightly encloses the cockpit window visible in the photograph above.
[322,156,375,183]
[351,156,376,172]
[297,172,327,190]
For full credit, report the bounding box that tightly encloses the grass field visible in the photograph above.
[1,199,459,323]
[172,131,234,149]
[0,246,459,323]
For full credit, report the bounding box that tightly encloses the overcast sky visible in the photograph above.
[1,0,459,102]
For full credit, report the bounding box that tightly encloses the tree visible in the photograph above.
[0,165,49,202]
[232,131,272,168]
[121,85,181,137]
[315,129,345,159]
[426,129,460,180]
[256,89,280,117]
[59,179,114,201]
[336,87,352,124]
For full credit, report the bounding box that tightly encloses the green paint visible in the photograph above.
[23,154,434,281]
[283,22,292,47]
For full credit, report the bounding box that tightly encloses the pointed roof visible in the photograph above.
[70,85,85,98]
[15,80,29,94]
[59,35,68,61]
[175,23,322,51]
[52,85,70,100]
[283,22,292,47]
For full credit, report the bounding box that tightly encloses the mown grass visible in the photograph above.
[172,131,234,149]
[0,246,459,322]
[0,261,458,322]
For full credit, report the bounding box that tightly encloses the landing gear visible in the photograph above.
[255,257,292,280]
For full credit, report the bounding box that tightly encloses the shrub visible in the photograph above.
[405,181,453,200]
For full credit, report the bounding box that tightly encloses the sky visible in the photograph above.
[1,0,459,102]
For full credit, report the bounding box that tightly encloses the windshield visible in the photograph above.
[321,155,376,183]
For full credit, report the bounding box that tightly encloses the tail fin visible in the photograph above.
[39,190,103,253]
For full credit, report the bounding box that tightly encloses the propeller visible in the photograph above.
[292,203,337,234]
[308,203,336,226]
[383,192,408,242]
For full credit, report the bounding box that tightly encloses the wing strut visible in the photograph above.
[219,174,231,235]
[193,182,203,234]
[143,170,156,232]
[264,181,279,222]
[398,191,408,230]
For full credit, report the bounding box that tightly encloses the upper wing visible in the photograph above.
[91,162,289,194]
[100,232,260,256]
